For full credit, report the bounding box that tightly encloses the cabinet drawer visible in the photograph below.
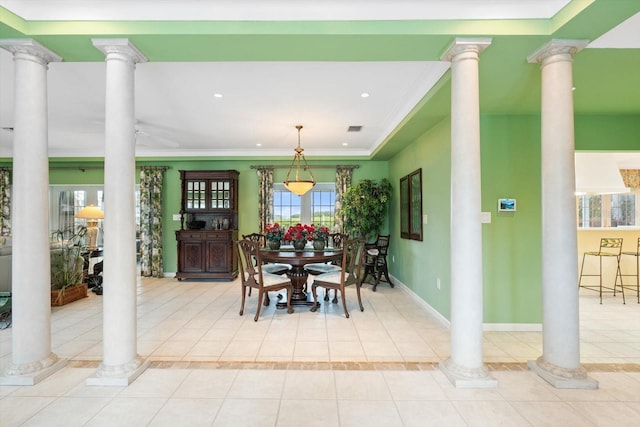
[179,232,203,240]
[206,232,229,241]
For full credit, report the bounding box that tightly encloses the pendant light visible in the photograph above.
[284,125,315,196]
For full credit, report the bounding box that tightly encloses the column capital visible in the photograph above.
[440,37,492,62]
[0,38,62,64]
[92,38,147,63]
[527,39,589,64]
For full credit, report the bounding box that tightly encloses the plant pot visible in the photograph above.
[293,240,306,251]
[267,239,281,250]
[51,283,88,307]
[313,240,326,250]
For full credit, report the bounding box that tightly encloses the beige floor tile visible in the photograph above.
[118,369,190,398]
[226,370,286,399]
[84,397,167,427]
[211,398,280,427]
[395,401,467,427]
[294,341,330,361]
[277,399,339,427]
[148,398,223,427]
[568,401,640,427]
[329,341,366,361]
[172,369,238,399]
[20,396,112,427]
[337,400,403,427]
[335,370,392,400]
[453,400,531,426]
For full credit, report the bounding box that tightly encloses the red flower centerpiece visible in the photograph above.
[284,223,313,250]
[264,223,285,249]
[309,224,330,250]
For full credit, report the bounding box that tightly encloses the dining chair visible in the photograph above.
[304,232,348,302]
[621,237,640,303]
[361,234,394,291]
[578,237,625,304]
[310,238,365,318]
[237,239,294,321]
[242,232,291,297]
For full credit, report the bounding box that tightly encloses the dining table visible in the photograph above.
[260,246,343,308]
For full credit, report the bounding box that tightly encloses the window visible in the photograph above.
[272,183,335,229]
[49,185,141,243]
[577,190,638,228]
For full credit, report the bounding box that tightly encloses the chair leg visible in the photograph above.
[240,285,247,316]
[356,279,364,312]
[286,287,294,314]
[310,284,320,312]
[254,289,264,321]
[339,287,350,318]
[578,253,587,289]
[615,255,625,304]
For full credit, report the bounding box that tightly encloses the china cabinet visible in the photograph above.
[175,170,239,280]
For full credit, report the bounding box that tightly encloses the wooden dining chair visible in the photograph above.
[304,232,348,302]
[362,234,394,291]
[242,233,291,298]
[310,238,365,318]
[237,239,294,321]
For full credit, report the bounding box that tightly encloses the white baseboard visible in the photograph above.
[391,275,542,332]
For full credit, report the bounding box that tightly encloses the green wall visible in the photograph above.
[480,115,542,324]
[388,118,452,318]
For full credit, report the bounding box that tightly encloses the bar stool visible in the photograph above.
[578,237,625,304]
[621,237,640,304]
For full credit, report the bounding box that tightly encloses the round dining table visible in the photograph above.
[260,247,343,308]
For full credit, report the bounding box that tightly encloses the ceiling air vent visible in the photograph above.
[347,125,362,132]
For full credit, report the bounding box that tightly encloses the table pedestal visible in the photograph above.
[276,265,314,308]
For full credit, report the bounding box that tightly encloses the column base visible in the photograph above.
[439,358,498,389]
[528,357,598,389]
[0,353,68,386]
[86,355,150,387]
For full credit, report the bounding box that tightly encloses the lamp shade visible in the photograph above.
[284,180,315,196]
[75,205,104,219]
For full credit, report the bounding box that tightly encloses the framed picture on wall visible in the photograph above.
[400,168,423,241]
[498,198,517,212]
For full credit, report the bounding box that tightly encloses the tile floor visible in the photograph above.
[1,276,639,426]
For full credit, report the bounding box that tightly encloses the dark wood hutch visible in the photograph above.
[175,170,239,280]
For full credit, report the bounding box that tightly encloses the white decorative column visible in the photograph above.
[439,38,497,388]
[527,40,597,389]
[88,39,148,386]
[0,39,64,386]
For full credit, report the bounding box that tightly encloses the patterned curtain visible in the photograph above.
[334,166,355,233]
[256,167,274,233]
[620,169,640,189]
[0,168,10,236]
[140,166,168,277]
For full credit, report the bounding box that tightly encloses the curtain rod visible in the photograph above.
[250,165,359,170]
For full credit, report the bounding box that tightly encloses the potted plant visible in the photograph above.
[309,224,330,250]
[284,223,312,251]
[341,178,393,242]
[264,223,285,250]
[50,226,89,306]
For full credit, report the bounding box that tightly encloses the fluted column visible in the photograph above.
[439,38,497,388]
[0,39,64,385]
[527,39,597,389]
[88,39,148,386]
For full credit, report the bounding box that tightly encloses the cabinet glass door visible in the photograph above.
[186,181,206,209]
[210,180,231,209]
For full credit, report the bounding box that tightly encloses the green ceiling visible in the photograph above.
[1,0,639,160]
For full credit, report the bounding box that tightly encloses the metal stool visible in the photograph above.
[621,237,640,304]
[578,237,625,304]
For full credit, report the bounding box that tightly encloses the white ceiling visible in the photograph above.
[0,1,638,160]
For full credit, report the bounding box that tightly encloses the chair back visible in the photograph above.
[342,238,365,286]
[598,238,623,256]
[330,232,348,249]
[237,239,264,288]
[242,233,265,248]
[375,234,391,256]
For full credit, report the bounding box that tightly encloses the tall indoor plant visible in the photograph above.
[341,178,392,242]
[50,226,88,306]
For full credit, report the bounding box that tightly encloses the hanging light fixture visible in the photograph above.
[284,125,315,196]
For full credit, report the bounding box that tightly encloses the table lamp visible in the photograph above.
[75,205,104,250]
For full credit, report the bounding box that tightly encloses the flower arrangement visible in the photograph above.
[284,223,313,243]
[264,223,285,242]
[309,224,330,241]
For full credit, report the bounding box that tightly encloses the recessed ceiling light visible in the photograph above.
[360,92,370,98]
[213,93,223,98]
[342,142,349,146]
[256,143,262,147]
